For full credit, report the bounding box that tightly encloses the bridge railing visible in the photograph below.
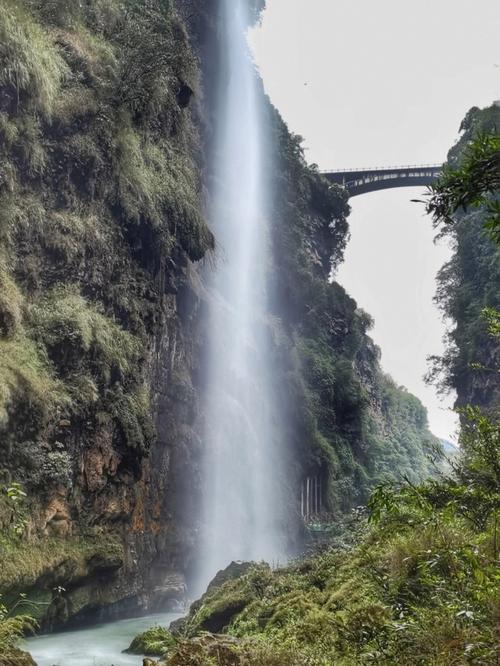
[320,163,443,174]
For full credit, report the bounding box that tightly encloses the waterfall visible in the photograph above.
[195,0,286,592]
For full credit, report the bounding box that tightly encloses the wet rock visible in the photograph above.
[151,572,187,609]
[184,561,266,634]
[168,616,187,636]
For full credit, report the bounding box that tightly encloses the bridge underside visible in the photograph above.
[323,165,442,197]
[347,175,438,197]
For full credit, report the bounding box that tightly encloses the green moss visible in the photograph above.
[0,530,124,595]
[0,334,67,431]
[107,384,155,452]
[29,286,141,386]
[185,566,272,637]
[126,626,177,656]
[0,0,212,477]
[0,0,69,117]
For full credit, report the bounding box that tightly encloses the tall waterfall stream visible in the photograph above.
[22,1,287,662]
[196,0,287,591]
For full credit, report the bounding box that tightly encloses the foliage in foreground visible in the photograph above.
[0,596,37,665]
[425,130,500,242]
[140,409,499,665]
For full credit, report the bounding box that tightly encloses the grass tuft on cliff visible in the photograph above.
[0,0,69,117]
[0,531,124,605]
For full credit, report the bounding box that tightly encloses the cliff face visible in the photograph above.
[262,111,437,515]
[0,0,437,628]
[0,0,212,627]
[431,104,500,413]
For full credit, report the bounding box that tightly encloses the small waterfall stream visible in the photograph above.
[196,0,287,590]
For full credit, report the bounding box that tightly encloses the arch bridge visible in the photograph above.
[322,164,442,197]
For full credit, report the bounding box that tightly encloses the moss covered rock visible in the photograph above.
[0,648,38,666]
[126,626,177,657]
[185,563,269,636]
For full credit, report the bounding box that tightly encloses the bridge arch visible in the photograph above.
[323,164,442,197]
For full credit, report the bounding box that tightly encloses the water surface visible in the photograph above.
[25,612,181,666]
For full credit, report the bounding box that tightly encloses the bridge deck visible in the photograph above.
[322,164,442,197]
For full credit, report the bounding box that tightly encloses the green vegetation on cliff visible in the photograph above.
[0,0,212,626]
[266,115,438,513]
[0,0,211,463]
[427,104,500,413]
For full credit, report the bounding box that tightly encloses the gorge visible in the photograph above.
[0,1,498,665]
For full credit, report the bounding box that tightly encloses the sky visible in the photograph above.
[249,0,500,442]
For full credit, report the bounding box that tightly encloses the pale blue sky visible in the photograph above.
[250,0,500,441]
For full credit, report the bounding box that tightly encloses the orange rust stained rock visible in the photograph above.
[42,490,73,537]
[83,429,120,492]
[132,491,146,532]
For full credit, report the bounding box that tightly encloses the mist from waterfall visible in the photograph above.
[196,0,287,592]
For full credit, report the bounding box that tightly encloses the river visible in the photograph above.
[24,613,181,666]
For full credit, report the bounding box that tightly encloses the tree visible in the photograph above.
[424,130,500,241]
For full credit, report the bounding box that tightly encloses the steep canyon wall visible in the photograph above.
[0,0,437,628]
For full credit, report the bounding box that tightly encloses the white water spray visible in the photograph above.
[197,0,287,590]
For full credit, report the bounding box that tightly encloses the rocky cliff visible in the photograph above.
[430,104,500,413]
[0,0,437,629]
[0,0,212,628]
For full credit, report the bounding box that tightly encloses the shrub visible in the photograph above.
[0,608,37,665]
[107,385,155,452]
